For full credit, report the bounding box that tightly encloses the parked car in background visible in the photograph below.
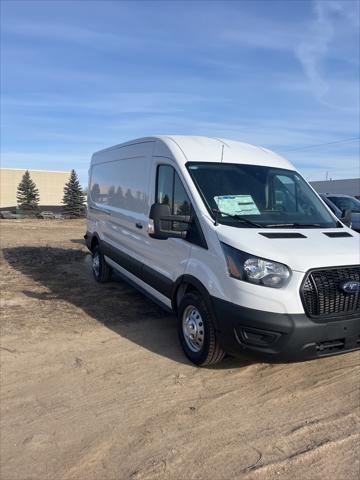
[38,211,56,219]
[0,211,24,219]
[0,210,17,219]
[319,194,342,218]
[321,194,360,233]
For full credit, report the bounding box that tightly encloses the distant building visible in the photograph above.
[310,178,360,197]
[0,168,70,210]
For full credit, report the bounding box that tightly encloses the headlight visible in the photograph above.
[221,242,291,288]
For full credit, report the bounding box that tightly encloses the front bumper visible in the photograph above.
[212,297,360,362]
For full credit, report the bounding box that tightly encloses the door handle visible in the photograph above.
[135,223,143,229]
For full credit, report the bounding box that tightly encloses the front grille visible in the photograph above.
[301,266,360,319]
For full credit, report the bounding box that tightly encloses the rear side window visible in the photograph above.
[89,157,150,214]
[156,165,191,216]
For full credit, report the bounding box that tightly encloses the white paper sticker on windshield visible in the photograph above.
[214,195,260,216]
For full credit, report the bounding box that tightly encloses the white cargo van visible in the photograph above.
[85,136,360,365]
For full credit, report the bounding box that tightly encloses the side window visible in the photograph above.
[174,173,191,216]
[156,164,206,248]
[273,174,297,212]
[157,165,173,209]
[156,165,191,216]
[89,158,150,214]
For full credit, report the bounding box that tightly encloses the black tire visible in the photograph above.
[177,291,225,366]
[92,244,112,283]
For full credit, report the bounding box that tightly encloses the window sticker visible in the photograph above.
[214,195,260,215]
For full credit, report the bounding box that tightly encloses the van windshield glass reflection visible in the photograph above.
[187,163,338,228]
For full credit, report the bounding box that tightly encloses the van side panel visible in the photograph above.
[88,144,153,272]
[87,142,155,239]
[87,141,192,308]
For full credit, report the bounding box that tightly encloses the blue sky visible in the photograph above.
[1,0,359,185]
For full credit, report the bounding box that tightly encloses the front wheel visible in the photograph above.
[177,292,225,366]
[92,245,112,282]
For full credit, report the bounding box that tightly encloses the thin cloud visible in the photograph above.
[1,92,222,115]
[218,1,359,111]
[296,0,359,110]
[3,21,139,53]
[3,19,187,55]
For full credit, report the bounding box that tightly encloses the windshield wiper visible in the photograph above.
[265,223,323,228]
[294,223,323,228]
[264,223,297,228]
[212,209,263,228]
[212,210,326,229]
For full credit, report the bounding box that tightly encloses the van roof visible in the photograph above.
[92,135,295,170]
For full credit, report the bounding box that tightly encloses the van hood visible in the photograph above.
[216,225,360,272]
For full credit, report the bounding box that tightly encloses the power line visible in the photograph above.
[280,137,360,153]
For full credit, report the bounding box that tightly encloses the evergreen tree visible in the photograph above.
[62,169,86,217]
[16,170,39,213]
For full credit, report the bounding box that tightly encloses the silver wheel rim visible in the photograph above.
[182,305,205,353]
[92,252,100,276]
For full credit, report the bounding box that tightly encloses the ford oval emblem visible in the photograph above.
[341,280,360,294]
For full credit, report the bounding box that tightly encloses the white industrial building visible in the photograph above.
[310,178,360,197]
[0,168,70,210]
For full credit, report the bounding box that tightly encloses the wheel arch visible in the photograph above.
[86,231,101,252]
[171,275,219,329]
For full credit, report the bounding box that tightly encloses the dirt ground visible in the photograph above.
[0,219,359,480]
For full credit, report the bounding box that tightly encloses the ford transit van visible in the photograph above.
[85,136,360,365]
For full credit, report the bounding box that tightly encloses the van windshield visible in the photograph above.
[187,163,339,228]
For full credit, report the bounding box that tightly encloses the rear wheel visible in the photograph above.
[178,292,225,366]
[92,244,112,282]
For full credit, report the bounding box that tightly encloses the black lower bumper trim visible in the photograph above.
[211,297,360,362]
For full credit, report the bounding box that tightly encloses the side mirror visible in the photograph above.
[340,208,352,228]
[149,203,191,240]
